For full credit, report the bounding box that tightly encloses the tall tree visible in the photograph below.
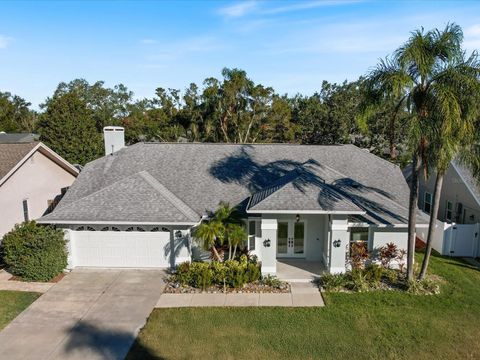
[419,51,480,279]
[0,92,37,132]
[367,23,468,281]
[37,92,102,165]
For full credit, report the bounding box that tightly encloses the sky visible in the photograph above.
[1,0,480,108]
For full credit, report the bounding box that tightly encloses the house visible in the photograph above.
[415,162,480,225]
[0,137,79,238]
[38,127,428,275]
[408,162,480,258]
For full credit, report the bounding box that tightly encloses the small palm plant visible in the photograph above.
[193,220,224,262]
[194,201,247,261]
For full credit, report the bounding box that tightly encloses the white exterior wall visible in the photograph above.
[370,227,408,251]
[0,150,76,238]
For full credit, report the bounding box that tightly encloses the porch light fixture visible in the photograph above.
[296,214,300,222]
[333,239,342,248]
[175,230,182,238]
[263,239,271,247]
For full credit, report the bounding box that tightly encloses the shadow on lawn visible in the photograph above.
[62,320,163,360]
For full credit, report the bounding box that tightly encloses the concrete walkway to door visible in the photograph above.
[0,269,165,360]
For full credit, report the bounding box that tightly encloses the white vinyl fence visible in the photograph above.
[417,221,480,258]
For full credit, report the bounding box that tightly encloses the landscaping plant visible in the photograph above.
[1,221,67,282]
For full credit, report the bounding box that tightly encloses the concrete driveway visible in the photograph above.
[0,269,165,360]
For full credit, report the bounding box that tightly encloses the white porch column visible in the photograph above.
[329,215,349,274]
[260,218,278,275]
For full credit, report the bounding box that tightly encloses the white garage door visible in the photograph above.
[70,230,172,268]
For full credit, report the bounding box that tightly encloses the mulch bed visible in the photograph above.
[164,281,291,294]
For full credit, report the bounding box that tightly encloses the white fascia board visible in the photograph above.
[246,210,366,215]
[38,143,79,176]
[347,222,429,228]
[36,220,198,226]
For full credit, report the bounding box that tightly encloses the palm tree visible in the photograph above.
[226,224,247,260]
[193,221,224,262]
[213,202,246,260]
[419,61,480,279]
[367,23,476,281]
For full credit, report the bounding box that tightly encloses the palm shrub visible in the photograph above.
[1,221,67,281]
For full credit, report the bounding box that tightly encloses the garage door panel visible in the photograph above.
[71,231,176,268]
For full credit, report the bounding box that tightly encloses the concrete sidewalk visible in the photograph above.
[0,270,54,293]
[156,282,324,308]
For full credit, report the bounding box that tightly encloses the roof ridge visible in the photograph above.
[138,171,200,221]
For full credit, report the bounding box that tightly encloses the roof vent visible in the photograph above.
[103,126,125,155]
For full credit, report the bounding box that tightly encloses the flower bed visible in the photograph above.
[318,242,443,295]
[165,256,290,294]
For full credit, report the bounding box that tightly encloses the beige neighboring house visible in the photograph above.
[0,139,79,238]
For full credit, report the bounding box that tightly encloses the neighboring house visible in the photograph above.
[0,138,79,238]
[416,162,480,225]
[404,162,480,258]
[0,132,40,143]
[39,127,428,274]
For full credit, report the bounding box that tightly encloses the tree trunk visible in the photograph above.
[232,244,237,260]
[228,244,232,260]
[418,173,444,280]
[211,246,223,262]
[407,152,421,282]
[389,115,396,160]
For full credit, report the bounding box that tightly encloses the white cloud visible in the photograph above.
[0,35,12,49]
[264,0,362,15]
[217,1,257,18]
[464,24,480,51]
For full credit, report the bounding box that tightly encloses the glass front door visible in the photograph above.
[277,220,305,257]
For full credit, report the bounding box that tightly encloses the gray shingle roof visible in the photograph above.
[453,161,480,205]
[248,162,364,213]
[0,142,38,181]
[41,143,419,225]
[0,133,39,143]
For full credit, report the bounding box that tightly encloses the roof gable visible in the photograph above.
[0,142,39,180]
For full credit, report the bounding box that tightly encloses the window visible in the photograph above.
[86,226,95,231]
[22,199,29,221]
[445,201,453,222]
[125,227,134,232]
[424,192,432,214]
[101,227,109,231]
[248,220,256,251]
[136,227,145,232]
[111,227,120,232]
[76,226,85,231]
[349,228,369,256]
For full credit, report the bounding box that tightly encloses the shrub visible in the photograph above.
[189,262,213,290]
[378,242,399,269]
[1,222,67,282]
[260,275,283,288]
[407,278,440,295]
[350,242,369,269]
[224,260,248,288]
[320,273,349,291]
[383,268,399,285]
[349,268,369,292]
[364,264,383,286]
[210,261,227,284]
[175,262,192,285]
[245,263,261,283]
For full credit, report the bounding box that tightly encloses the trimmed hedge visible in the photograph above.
[1,221,67,281]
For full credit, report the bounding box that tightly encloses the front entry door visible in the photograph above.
[277,220,305,257]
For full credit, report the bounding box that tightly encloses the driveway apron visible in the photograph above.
[0,269,165,360]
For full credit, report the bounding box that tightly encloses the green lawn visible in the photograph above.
[127,254,480,360]
[0,291,40,330]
